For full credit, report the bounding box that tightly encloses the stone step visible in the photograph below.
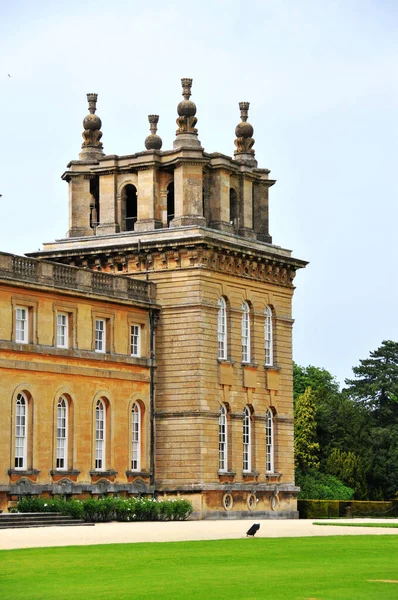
[0,522,94,529]
[0,512,94,529]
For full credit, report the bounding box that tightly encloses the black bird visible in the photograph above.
[246,523,260,537]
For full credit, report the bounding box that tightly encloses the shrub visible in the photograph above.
[16,495,194,522]
[296,469,354,500]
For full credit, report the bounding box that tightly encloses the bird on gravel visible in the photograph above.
[246,523,260,537]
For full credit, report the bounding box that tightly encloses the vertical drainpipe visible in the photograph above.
[149,307,157,490]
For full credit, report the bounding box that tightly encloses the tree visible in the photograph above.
[326,448,368,499]
[294,387,320,471]
[344,340,398,423]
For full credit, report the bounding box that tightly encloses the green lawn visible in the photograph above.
[1,536,398,599]
[314,522,398,528]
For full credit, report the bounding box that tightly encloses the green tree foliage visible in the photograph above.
[326,448,368,500]
[294,387,320,471]
[345,340,398,423]
[296,468,354,500]
[294,341,398,500]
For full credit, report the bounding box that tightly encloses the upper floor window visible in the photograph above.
[243,406,252,473]
[131,403,141,471]
[130,325,141,357]
[218,297,227,360]
[242,302,251,363]
[266,409,274,473]
[95,399,106,470]
[16,307,28,344]
[123,184,138,231]
[219,404,228,472]
[167,182,175,226]
[56,313,69,349]
[15,393,27,469]
[264,306,273,366]
[229,188,238,228]
[95,319,106,353]
[56,396,68,470]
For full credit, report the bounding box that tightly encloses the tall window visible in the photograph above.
[56,313,68,348]
[218,297,227,360]
[16,307,28,343]
[56,396,68,470]
[130,325,141,357]
[95,399,105,470]
[219,404,228,472]
[95,319,106,353]
[15,393,27,469]
[229,188,238,228]
[243,407,252,472]
[242,302,251,363]
[124,184,138,231]
[264,306,273,366]
[167,182,175,226]
[266,409,274,473]
[131,403,141,471]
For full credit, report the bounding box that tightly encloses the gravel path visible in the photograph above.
[1,518,398,550]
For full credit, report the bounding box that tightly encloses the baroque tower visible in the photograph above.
[31,79,307,518]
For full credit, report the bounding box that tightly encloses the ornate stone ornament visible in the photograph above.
[176,78,198,135]
[234,102,255,156]
[80,93,104,159]
[145,115,163,150]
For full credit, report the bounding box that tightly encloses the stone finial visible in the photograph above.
[234,101,255,158]
[145,115,163,150]
[176,77,198,135]
[80,93,104,159]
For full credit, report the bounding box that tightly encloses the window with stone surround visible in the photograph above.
[219,404,228,472]
[95,319,106,353]
[266,408,274,473]
[243,406,252,472]
[15,393,27,469]
[95,399,106,470]
[242,301,251,363]
[218,297,227,360]
[15,306,28,344]
[264,305,273,366]
[130,325,141,357]
[56,313,69,349]
[131,403,141,471]
[56,396,68,470]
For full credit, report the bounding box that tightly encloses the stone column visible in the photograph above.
[135,167,162,231]
[67,176,93,237]
[96,174,118,235]
[170,162,206,228]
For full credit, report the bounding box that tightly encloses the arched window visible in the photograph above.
[229,189,238,228]
[219,404,228,472]
[167,182,175,226]
[218,297,227,360]
[242,302,251,363]
[123,185,138,231]
[264,305,273,366]
[56,396,68,470]
[15,393,27,469]
[95,399,106,471]
[131,403,141,471]
[266,409,274,473]
[243,407,252,472]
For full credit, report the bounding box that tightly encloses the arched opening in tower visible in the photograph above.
[124,185,137,231]
[90,176,100,229]
[167,182,175,226]
[229,188,238,228]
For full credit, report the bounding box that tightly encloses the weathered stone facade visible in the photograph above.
[1,79,307,517]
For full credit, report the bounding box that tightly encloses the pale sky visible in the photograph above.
[1,0,397,385]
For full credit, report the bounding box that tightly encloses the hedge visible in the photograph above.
[16,496,193,522]
[298,499,398,519]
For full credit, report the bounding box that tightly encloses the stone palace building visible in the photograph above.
[0,79,307,517]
